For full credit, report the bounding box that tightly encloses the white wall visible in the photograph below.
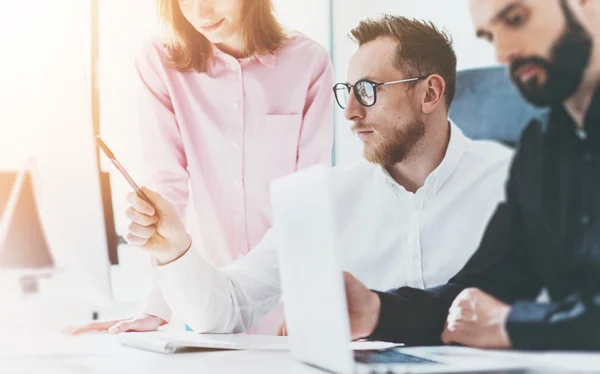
[275,0,332,51]
[0,1,76,170]
[331,0,498,165]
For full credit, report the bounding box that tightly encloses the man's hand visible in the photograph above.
[343,272,381,340]
[277,321,288,336]
[441,288,512,349]
[64,314,166,335]
[125,187,192,265]
[276,273,379,340]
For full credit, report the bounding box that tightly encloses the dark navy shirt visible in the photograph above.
[369,87,600,350]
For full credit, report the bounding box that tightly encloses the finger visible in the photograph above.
[141,187,178,218]
[277,323,288,336]
[343,271,367,293]
[441,331,462,345]
[445,309,469,332]
[445,313,457,330]
[441,328,453,344]
[125,207,157,227]
[447,306,462,323]
[108,319,142,335]
[141,187,162,203]
[125,233,151,246]
[64,320,120,335]
[451,295,469,309]
[64,326,90,335]
[343,271,358,284]
[67,321,117,334]
[441,324,467,345]
[445,319,463,332]
[126,192,155,216]
[141,187,168,210]
[128,222,156,239]
[448,306,475,322]
[108,317,158,334]
[452,289,475,304]
[108,320,135,335]
[446,319,471,334]
[445,314,459,332]
[453,288,481,308]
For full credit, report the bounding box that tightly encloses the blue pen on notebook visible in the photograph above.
[95,136,154,207]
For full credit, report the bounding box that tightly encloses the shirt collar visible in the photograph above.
[211,44,277,68]
[379,166,410,197]
[430,120,468,195]
[378,120,468,198]
[581,84,600,145]
[548,84,600,147]
[254,53,276,68]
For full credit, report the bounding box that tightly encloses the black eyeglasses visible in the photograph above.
[332,77,427,109]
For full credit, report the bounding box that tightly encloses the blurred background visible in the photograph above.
[0,0,497,329]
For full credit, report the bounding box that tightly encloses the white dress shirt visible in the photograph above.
[151,122,513,333]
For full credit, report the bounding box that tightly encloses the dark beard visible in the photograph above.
[366,119,425,166]
[509,0,592,107]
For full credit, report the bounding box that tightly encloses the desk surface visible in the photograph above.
[2,332,600,374]
[1,332,313,374]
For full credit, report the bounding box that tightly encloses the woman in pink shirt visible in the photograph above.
[72,0,333,335]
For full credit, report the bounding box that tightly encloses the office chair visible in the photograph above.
[449,65,547,147]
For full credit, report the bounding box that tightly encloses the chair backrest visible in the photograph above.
[449,66,546,147]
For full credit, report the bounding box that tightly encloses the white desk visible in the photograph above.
[1,291,599,374]
[3,331,600,374]
[1,332,321,374]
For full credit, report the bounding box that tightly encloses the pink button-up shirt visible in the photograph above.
[136,33,334,334]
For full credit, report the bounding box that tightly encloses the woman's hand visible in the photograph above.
[125,187,192,265]
[65,314,166,335]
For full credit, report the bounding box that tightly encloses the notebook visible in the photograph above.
[117,331,402,354]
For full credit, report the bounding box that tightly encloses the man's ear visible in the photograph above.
[569,0,597,26]
[422,74,446,114]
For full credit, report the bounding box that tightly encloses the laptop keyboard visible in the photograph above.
[354,349,439,365]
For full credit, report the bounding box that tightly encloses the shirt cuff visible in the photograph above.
[366,289,448,346]
[506,301,557,350]
[141,282,172,323]
[150,245,226,332]
[366,291,403,343]
[152,246,218,290]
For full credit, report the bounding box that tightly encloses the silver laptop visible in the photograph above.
[270,165,524,374]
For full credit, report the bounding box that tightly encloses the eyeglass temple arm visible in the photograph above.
[379,77,422,86]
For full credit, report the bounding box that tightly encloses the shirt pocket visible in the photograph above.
[246,113,303,183]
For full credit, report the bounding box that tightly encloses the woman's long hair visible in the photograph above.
[158,0,287,72]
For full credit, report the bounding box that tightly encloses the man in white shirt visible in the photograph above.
[72,15,512,335]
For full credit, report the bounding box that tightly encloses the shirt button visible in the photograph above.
[233,181,242,190]
[234,215,242,222]
[583,152,592,162]
[581,215,591,225]
[228,64,238,73]
[232,141,239,149]
[232,102,240,111]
